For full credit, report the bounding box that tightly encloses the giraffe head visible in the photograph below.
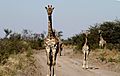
[45,5,54,16]
[98,30,101,33]
[84,31,90,37]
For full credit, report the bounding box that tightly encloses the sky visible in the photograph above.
[0,0,120,39]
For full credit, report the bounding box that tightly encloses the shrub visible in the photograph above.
[108,57,115,62]
[98,53,106,62]
[99,55,106,62]
[117,55,120,62]
[0,39,30,64]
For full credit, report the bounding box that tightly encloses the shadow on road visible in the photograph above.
[88,66,99,70]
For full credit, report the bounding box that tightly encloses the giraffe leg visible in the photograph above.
[86,61,88,69]
[52,50,57,76]
[53,65,56,76]
[86,51,89,69]
[82,53,86,69]
[60,46,62,56]
[86,57,89,69]
[52,50,57,65]
[47,54,50,65]
[82,60,86,69]
[60,49,62,56]
[52,58,56,76]
[46,48,51,76]
[46,47,50,65]
[47,65,51,76]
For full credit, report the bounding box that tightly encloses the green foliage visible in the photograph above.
[29,38,44,50]
[106,43,114,50]
[0,39,30,64]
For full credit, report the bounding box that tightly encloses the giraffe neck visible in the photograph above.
[84,37,87,46]
[48,15,54,38]
[100,34,103,40]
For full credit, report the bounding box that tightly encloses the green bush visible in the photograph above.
[29,39,44,50]
[0,39,30,64]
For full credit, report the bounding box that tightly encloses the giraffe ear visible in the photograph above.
[50,5,52,7]
[52,7,55,10]
[45,7,47,9]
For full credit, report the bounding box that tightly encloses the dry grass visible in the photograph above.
[71,48,120,73]
[0,51,35,76]
[89,49,120,72]
[93,49,120,63]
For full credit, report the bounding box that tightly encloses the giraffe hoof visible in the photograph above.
[82,65,85,69]
[86,66,89,69]
[82,66,87,69]
[82,67,85,69]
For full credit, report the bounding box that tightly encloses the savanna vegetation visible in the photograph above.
[1,19,120,75]
[64,19,120,63]
[0,29,45,76]
[64,19,120,51]
[0,28,63,76]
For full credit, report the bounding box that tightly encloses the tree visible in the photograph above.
[10,33,21,40]
[4,29,12,38]
[57,31,63,38]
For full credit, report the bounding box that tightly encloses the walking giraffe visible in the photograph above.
[53,29,63,56]
[82,31,90,69]
[99,30,106,49]
[59,38,63,56]
[44,5,59,76]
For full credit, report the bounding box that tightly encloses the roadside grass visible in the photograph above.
[95,49,120,63]
[0,39,38,76]
[72,47,120,72]
[0,50,35,76]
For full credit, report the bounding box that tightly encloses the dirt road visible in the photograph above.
[34,49,120,76]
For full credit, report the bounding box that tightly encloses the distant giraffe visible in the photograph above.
[82,31,90,69]
[59,38,63,56]
[98,30,106,49]
[53,29,63,56]
[44,5,59,76]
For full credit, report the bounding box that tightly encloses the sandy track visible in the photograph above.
[34,49,120,76]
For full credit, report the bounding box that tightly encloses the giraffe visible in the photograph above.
[53,29,63,56]
[59,38,63,56]
[98,30,106,49]
[44,5,59,76]
[82,31,90,69]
